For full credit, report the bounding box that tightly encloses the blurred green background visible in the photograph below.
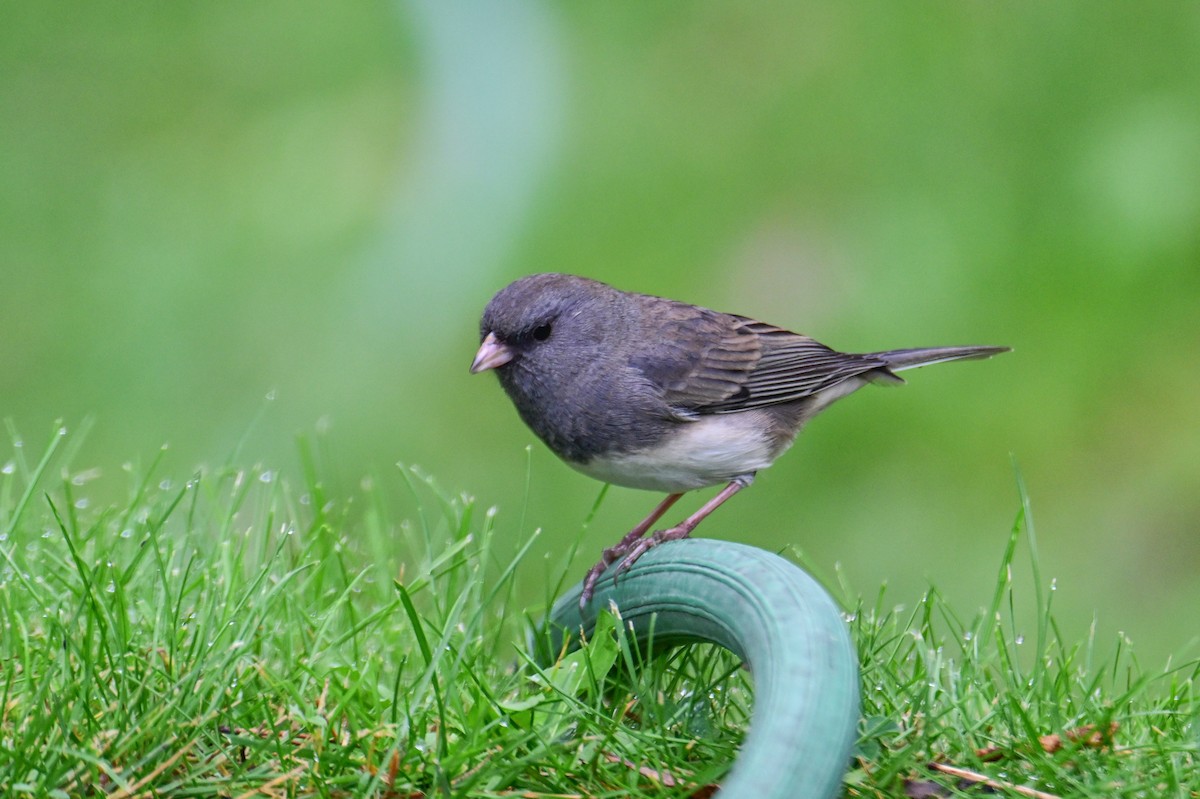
[3,3,1198,662]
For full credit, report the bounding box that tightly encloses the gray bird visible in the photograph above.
[470,273,1007,606]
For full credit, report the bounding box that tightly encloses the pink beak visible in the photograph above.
[470,332,514,373]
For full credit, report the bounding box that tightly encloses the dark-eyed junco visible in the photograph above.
[471,273,1007,606]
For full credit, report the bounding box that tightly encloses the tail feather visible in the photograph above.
[866,345,1010,378]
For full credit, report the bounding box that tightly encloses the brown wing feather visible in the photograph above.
[697,319,887,412]
[630,302,888,415]
[625,297,759,413]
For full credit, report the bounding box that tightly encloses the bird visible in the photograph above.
[470,273,1008,606]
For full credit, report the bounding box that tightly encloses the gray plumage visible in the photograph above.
[473,273,1005,488]
[471,272,1008,603]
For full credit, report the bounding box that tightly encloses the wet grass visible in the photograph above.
[0,425,1195,797]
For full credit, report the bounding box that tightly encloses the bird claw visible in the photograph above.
[616,525,692,577]
[579,526,696,609]
[579,564,604,609]
[579,545,623,608]
[613,537,655,580]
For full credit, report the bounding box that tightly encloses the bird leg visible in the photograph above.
[579,492,682,606]
[614,477,751,578]
[579,476,753,607]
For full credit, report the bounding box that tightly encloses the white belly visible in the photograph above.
[571,412,784,493]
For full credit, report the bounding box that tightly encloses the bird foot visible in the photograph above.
[578,525,694,609]
[613,525,692,580]
[579,542,624,609]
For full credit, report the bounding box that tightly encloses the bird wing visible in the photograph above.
[703,317,894,412]
[630,301,889,416]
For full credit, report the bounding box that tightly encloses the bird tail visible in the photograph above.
[864,345,1010,384]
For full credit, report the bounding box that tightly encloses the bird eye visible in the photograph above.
[532,324,552,341]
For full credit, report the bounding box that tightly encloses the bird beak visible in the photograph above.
[470,332,514,373]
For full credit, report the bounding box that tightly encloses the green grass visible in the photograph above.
[1,425,1196,798]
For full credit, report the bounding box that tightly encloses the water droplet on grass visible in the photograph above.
[71,468,102,486]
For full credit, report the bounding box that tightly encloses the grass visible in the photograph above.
[0,424,1196,798]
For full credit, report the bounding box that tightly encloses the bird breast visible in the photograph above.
[570,410,786,493]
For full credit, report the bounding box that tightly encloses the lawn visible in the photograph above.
[1,425,1196,797]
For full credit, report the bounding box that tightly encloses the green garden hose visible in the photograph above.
[541,538,859,799]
